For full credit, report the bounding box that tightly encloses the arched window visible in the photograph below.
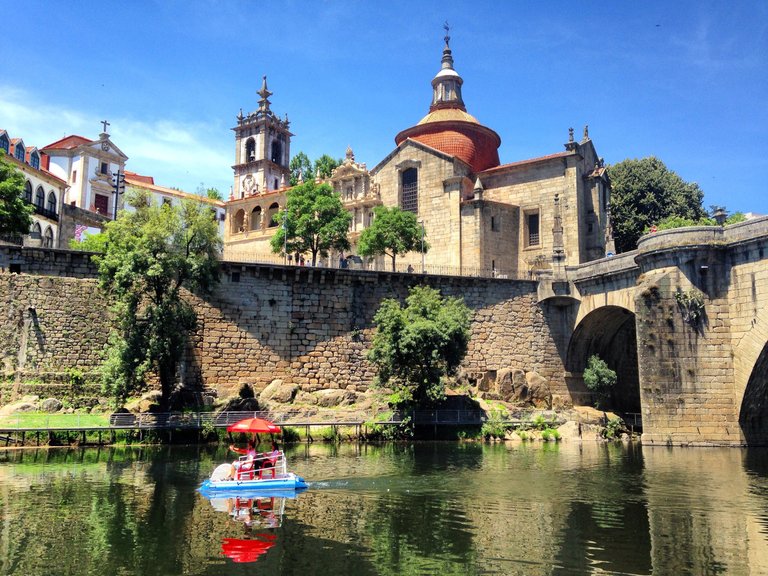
[267,203,280,228]
[35,186,45,208]
[24,180,32,203]
[245,138,256,162]
[273,178,279,190]
[47,191,57,214]
[271,140,282,164]
[30,222,41,240]
[14,143,25,161]
[43,226,54,248]
[401,168,418,213]
[250,206,262,231]
[232,209,245,233]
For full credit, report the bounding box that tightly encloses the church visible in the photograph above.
[223,32,613,277]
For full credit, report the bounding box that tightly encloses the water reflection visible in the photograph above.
[1,443,768,575]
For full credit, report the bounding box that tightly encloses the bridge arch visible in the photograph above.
[566,305,640,413]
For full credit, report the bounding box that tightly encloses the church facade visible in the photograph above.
[223,34,612,276]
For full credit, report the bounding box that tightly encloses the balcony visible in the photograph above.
[32,204,59,222]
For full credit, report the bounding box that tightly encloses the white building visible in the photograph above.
[124,171,226,237]
[41,127,128,220]
[1,129,66,248]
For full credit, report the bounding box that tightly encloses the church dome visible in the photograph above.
[394,32,500,172]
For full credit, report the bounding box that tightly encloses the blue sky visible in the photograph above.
[2,1,766,214]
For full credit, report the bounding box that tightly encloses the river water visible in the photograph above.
[1,441,768,575]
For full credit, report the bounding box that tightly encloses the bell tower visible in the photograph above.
[233,76,292,199]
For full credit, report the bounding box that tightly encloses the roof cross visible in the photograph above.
[101,120,110,133]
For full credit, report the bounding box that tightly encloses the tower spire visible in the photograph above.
[430,23,466,112]
[257,76,273,112]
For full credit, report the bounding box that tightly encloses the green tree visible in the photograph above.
[270,180,351,265]
[314,154,341,179]
[607,156,706,253]
[357,206,428,271]
[649,207,746,233]
[0,151,33,237]
[367,285,471,408]
[583,354,617,409]
[95,189,222,409]
[289,151,313,186]
[195,183,223,201]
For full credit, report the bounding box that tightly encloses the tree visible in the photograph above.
[0,151,33,237]
[289,152,313,186]
[649,207,746,233]
[367,285,471,408]
[607,157,707,253]
[95,189,222,409]
[195,183,223,201]
[314,154,341,179]
[357,206,429,271]
[583,355,617,409]
[270,180,351,265]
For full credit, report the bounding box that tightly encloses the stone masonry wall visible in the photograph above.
[0,246,570,403]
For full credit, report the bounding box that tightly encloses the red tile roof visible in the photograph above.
[479,151,572,175]
[124,170,154,185]
[41,135,93,150]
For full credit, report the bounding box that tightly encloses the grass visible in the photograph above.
[0,412,110,429]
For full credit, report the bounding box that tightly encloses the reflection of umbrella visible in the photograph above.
[221,535,277,563]
[227,418,281,434]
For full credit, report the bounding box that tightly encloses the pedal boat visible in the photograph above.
[199,450,308,497]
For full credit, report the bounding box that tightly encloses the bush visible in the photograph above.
[238,384,255,399]
[583,355,617,409]
[600,417,627,440]
[281,427,301,443]
[541,427,561,442]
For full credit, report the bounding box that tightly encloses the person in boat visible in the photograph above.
[230,440,257,479]
[260,441,280,474]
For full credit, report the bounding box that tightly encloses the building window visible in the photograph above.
[24,180,32,203]
[94,193,109,215]
[43,226,54,248]
[274,178,279,190]
[401,168,418,213]
[162,198,172,207]
[73,170,77,183]
[267,202,280,227]
[0,134,8,153]
[526,212,540,247]
[271,140,282,164]
[100,162,108,175]
[233,209,245,233]
[30,152,40,170]
[491,216,501,232]
[35,186,45,209]
[47,191,57,214]
[251,206,262,230]
[245,138,256,161]
[14,144,25,161]
[31,222,42,239]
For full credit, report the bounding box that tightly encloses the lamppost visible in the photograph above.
[283,210,288,266]
[418,219,425,274]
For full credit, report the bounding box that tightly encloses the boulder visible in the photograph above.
[40,398,63,413]
[259,379,298,404]
[295,391,319,405]
[496,368,514,399]
[222,397,260,412]
[315,389,358,408]
[525,371,552,409]
[125,391,162,413]
[0,401,38,415]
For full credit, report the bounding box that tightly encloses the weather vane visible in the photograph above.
[444,21,450,45]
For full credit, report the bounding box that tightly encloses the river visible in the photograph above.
[1,441,767,575]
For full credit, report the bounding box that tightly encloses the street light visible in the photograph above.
[418,219,425,274]
[282,210,288,266]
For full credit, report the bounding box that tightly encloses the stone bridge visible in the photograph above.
[3,217,768,446]
[549,217,768,446]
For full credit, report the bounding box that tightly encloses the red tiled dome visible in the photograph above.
[395,113,501,172]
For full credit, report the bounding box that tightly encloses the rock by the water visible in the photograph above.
[259,379,299,404]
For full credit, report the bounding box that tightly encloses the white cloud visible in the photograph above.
[0,85,232,194]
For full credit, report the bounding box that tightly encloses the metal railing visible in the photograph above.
[0,409,554,431]
[221,250,533,280]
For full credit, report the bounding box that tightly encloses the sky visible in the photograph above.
[2,1,766,214]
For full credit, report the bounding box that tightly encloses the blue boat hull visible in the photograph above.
[199,473,308,497]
